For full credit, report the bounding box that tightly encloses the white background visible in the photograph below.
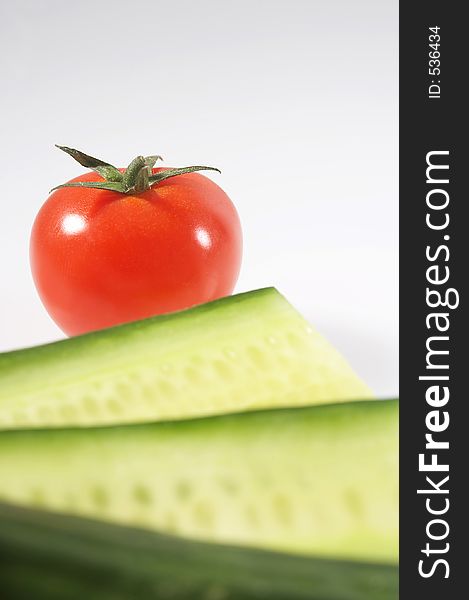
[0,0,398,396]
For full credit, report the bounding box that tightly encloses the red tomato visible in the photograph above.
[30,168,242,336]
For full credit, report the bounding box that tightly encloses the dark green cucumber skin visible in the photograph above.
[0,503,398,600]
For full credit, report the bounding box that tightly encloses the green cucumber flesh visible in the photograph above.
[0,288,371,430]
[0,502,398,600]
[0,400,398,563]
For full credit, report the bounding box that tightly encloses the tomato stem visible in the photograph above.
[50,146,220,195]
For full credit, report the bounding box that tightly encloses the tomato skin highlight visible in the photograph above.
[30,168,242,336]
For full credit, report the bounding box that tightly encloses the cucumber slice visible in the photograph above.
[0,288,371,430]
[0,503,398,600]
[0,400,398,563]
